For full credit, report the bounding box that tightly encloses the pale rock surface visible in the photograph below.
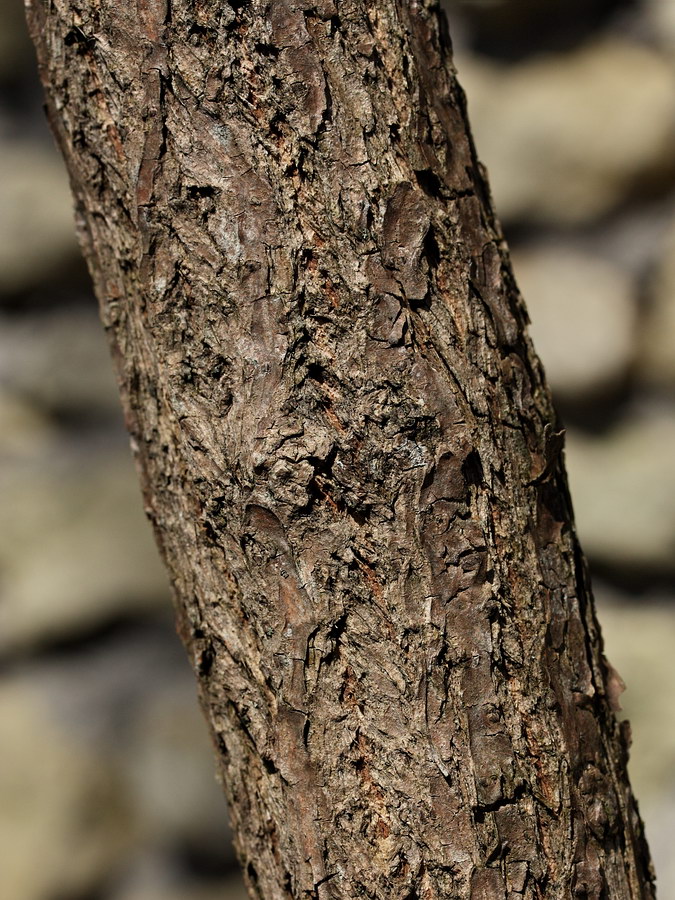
[638,216,675,389]
[112,876,247,900]
[596,590,675,900]
[0,142,77,295]
[123,674,234,853]
[457,39,675,224]
[646,0,675,55]
[0,307,122,417]
[0,449,168,653]
[565,409,675,570]
[0,677,130,900]
[7,631,236,899]
[513,244,636,400]
[0,388,56,456]
[0,2,34,82]
[34,630,235,863]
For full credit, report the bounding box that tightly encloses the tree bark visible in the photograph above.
[26,0,654,897]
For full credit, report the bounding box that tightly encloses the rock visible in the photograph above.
[0,676,130,900]
[38,627,235,857]
[565,409,675,571]
[0,307,122,419]
[111,872,247,900]
[595,588,675,896]
[646,0,675,56]
[0,2,35,83]
[448,0,634,60]
[0,447,169,654]
[596,587,675,800]
[644,796,675,900]
[512,244,637,401]
[0,387,56,457]
[638,216,675,390]
[123,668,235,859]
[0,141,79,297]
[1,632,236,900]
[580,198,675,278]
[457,39,675,224]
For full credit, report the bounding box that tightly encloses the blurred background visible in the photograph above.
[1,0,674,897]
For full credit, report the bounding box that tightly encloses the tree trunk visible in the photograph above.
[26,1,654,897]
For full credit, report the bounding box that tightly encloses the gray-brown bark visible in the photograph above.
[26,0,654,897]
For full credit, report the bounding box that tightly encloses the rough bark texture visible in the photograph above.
[26,1,654,898]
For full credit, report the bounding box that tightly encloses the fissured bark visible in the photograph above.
[26,0,654,897]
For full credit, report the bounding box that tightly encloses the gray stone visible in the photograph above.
[111,873,247,900]
[646,0,675,56]
[638,216,675,390]
[2,635,235,900]
[0,2,34,82]
[0,142,78,296]
[123,671,235,854]
[0,387,56,457]
[0,677,131,900]
[565,409,675,571]
[457,39,675,224]
[596,588,675,899]
[513,244,637,401]
[33,630,235,865]
[0,307,122,418]
[0,447,169,654]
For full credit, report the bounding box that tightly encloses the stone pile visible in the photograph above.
[1,0,674,897]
